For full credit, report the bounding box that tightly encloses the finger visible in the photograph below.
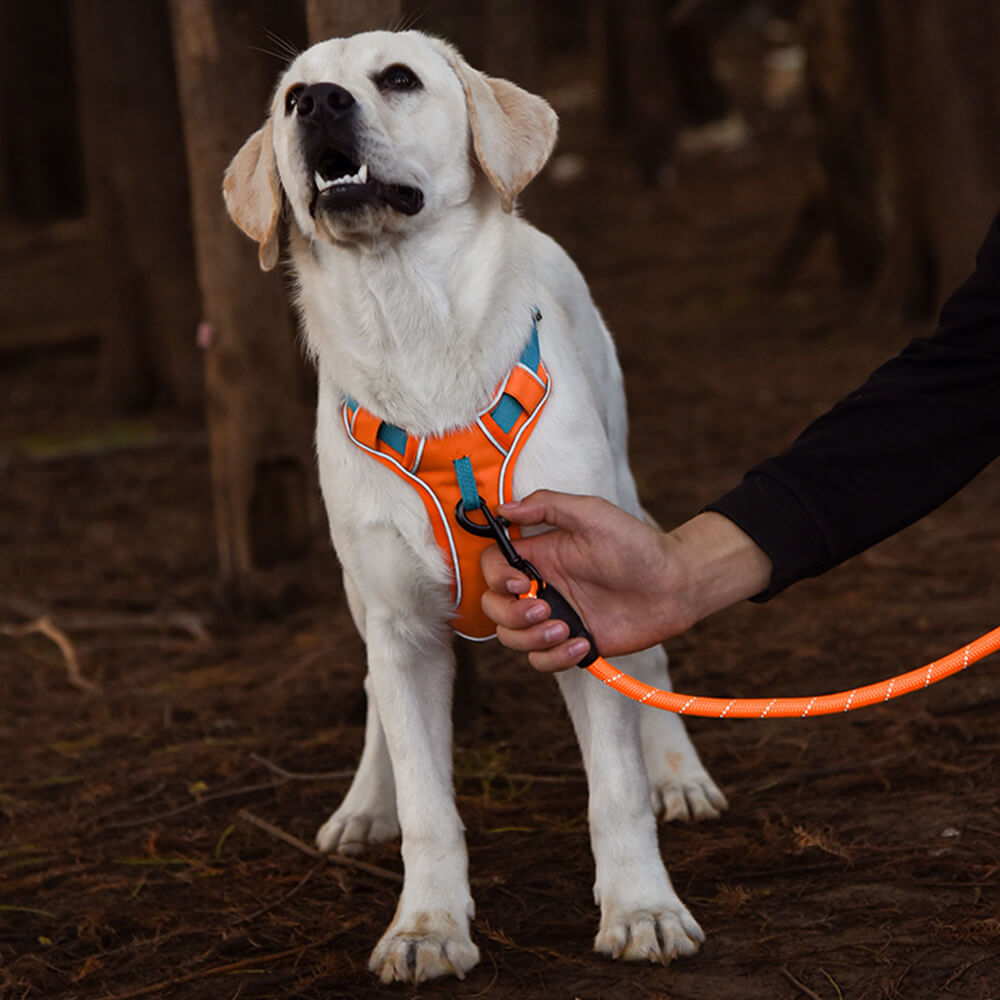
[481,589,552,630]
[498,489,595,532]
[481,543,530,593]
[495,617,570,654]
[527,637,592,673]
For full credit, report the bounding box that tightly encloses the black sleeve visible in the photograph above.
[705,211,1000,600]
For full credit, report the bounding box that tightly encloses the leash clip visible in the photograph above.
[453,499,599,668]
[453,500,542,584]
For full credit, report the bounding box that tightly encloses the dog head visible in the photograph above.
[224,30,558,268]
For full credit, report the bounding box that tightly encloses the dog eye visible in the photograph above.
[284,83,305,114]
[375,63,422,93]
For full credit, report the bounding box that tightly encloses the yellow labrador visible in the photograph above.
[225,29,725,985]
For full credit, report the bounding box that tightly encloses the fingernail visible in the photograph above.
[567,639,590,659]
[506,578,529,595]
[544,622,569,643]
[525,602,548,623]
[498,501,522,512]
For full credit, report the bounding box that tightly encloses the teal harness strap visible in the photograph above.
[489,318,542,433]
[453,456,481,511]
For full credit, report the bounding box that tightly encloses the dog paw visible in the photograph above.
[651,771,728,823]
[316,805,399,857]
[594,905,704,964]
[369,912,480,984]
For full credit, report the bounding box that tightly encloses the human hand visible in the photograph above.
[481,492,773,671]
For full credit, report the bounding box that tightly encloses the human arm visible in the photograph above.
[480,494,772,671]
[482,213,1000,668]
[708,211,1000,597]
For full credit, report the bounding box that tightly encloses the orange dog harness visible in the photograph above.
[341,312,550,640]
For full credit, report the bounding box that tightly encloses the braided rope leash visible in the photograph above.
[585,625,1000,718]
[458,500,1000,719]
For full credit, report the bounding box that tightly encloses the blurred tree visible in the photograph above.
[1,0,84,222]
[482,0,540,89]
[604,0,679,185]
[801,0,1000,317]
[72,0,203,411]
[169,0,319,601]
[306,0,401,39]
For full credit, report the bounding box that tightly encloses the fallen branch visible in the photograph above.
[238,809,403,884]
[1,616,99,694]
[249,753,354,782]
[781,967,824,1000]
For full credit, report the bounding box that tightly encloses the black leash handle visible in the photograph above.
[454,500,600,668]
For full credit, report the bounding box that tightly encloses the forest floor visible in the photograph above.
[3,27,1000,1000]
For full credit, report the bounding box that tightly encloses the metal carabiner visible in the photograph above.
[454,500,543,584]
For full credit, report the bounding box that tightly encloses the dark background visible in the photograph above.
[2,2,999,998]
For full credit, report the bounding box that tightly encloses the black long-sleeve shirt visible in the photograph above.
[706,212,1000,600]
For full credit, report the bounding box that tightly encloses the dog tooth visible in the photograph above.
[358,163,368,183]
[315,170,334,192]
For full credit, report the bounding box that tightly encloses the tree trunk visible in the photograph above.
[482,0,539,88]
[801,0,1000,317]
[72,0,203,412]
[876,0,1000,317]
[0,0,84,223]
[798,0,889,290]
[169,0,319,601]
[603,0,678,185]
[306,0,401,40]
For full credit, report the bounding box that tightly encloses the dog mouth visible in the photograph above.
[309,147,424,218]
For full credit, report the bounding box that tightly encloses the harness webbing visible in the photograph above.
[341,313,550,640]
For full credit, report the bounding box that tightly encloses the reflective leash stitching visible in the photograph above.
[459,500,1000,719]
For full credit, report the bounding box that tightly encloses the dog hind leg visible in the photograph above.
[316,671,400,855]
[632,644,729,822]
[316,574,399,855]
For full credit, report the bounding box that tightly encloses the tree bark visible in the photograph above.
[876,0,1000,316]
[72,0,203,411]
[801,0,1000,317]
[169,0,319,600]
[306,0,402,40]
[482,0,539,88]
[603,0,678,185]
[1,0,84,223]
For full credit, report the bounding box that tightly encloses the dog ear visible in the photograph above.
[223,118,281,271]
[450,57,558,213]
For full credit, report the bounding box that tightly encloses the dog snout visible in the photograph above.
[296,83,356,125]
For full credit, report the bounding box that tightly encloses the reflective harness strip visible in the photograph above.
[341,314,550,640]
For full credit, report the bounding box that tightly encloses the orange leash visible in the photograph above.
[459,502,1000,719]
[586,626,1000,718]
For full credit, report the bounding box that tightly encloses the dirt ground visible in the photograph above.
[3,30,1000,1000]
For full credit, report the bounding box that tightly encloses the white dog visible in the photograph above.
[224,30,726,985]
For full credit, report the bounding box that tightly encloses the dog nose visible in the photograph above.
[296,83,356,122]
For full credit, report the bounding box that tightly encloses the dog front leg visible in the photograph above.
[557,665,704,964]
[363,615,479,984]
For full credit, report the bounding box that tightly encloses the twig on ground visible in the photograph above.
[249,753,354,782]
[103,781,286,830]
[1,616,99,693]
[238,809,403,884]
[100,931,351,1000]
[781,966,824,1000]
[232,859,325,925]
